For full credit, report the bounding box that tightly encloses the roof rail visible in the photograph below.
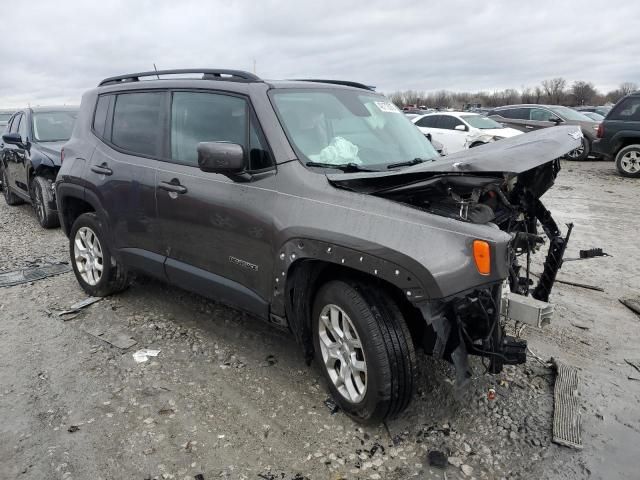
[99,69,261,87]
[292,79,375,91]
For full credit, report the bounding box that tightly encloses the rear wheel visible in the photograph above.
[312,280,417,423]
[69,212,130,296]
[2,166,23,206]
[566,137,590,161]
[615,145,640,178]
[31,176,60,228]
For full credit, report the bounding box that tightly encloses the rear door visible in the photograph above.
[155,89,276,317]
[88,91,166,277]
[526,107,558,131]
[13,110,31,195]
[3,112,30,196]
[490,107,531,132]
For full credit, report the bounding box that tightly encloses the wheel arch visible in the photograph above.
[611,132,640,157]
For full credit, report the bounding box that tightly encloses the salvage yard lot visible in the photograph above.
[0,161,638,480]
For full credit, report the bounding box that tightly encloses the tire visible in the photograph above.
[2,166,24,206]
[566,137,590,161]
[30,176,60,228]
[615,144,640,178]
[69,212,130,296]
[312,280,417,423]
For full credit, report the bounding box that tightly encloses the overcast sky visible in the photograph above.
[1,0,639,107]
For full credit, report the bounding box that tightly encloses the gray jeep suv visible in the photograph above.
[56,69,580,423]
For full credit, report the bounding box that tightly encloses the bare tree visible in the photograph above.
[571,81,598,106]
[620,82,638,96]
[541,78,567,104]
[534,86,543,104]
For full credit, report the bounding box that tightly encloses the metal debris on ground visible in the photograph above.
[67,425,80,433]
[0,263,71,288]
[427,450,448,469]
[619,297,640,316]
[551,358,582,449]
[624,359,640,374]
[324,397,339,415]
[58,296,103,316]
[133,349,161,363]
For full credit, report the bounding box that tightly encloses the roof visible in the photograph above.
[28,105,79,113]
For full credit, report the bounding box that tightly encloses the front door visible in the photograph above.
[156,90,276,317]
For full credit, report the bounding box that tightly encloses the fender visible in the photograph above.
[611,130,640,153]
[56,182,112,242]
[270,237,435,318]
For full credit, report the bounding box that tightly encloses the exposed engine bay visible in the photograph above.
[327,126,581,386]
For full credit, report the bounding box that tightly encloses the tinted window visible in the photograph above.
[171,92,247,166]
[609,97,640,121]
[497,108,529,120]
[248,110,273,171]
[93,95,110,138]
[415,115,438,127]
[438,115,464,130]
[530,108,554,122]
[33,111,77,142]
[10,113,22,134]
[112,92,164,157]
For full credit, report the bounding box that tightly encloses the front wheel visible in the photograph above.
[312,280,417,423]
[31,176,60,228]
[615,145,640,178]
[566,137,590,161]
[69,212,130,296]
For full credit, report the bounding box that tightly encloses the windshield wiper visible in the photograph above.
[386,158,428,169]
[306,161,378,172]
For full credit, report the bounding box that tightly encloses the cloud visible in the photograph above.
[0,0,638,107]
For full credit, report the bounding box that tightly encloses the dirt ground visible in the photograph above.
[0,160,638,480]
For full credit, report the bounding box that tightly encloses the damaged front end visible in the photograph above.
[329,126,581,385]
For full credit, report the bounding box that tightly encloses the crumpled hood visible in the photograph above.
[36,141,65,165]
[328,126,582,188]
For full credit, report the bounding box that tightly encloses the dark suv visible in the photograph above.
[56,69,579,423]
[1,106,78,227]
[592,92,640,177]
[487,104,598,160]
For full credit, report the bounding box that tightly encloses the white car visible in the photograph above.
[412,112,523,154]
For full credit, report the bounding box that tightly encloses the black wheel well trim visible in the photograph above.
[57,185,110,239]
[612,132,640,155]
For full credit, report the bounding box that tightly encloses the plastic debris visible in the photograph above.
[324,397,339,414]
[194,475,205,480]
[67,425,80,433]
[0,263,71,288]
[58,296,102,316]
[133,349,161,363]
[488,387,497,401]
[427,450,448,469]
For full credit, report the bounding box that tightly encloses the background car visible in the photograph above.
[1,106,78,227]
[487,104,599,160]
[576,105,612,117]
[593,92,640,177]
[580,111,605,122]
[412,111,522,154]
[0,109,15,129]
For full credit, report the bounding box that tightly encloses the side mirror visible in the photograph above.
[197,142,245,175]
[454,124,467,131]
[2,132,24,146]
[549,116,562,124]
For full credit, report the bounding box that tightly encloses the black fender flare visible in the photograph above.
[612,131,640,155]
[56,183,112,242]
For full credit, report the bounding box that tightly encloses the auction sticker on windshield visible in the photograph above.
[374,101,401,113]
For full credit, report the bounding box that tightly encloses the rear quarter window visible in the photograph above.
[609,97,640,121]
[93,95,111,138]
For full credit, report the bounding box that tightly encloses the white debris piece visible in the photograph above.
[133,349,161,363]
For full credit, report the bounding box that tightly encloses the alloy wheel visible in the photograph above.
[620,150,640,174]
[74,226,104,286]
[318,304,367,403]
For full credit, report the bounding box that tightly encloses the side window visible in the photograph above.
[438,116,464,130]
[499,108,528,120]
[112,92,164,157]
[18,113,28,140]
[93,95,111,139]
[530,108,553,122]
[10,113,22,134]
[609,97,640,121]
[415,116,438,128]
[170,91,273,170]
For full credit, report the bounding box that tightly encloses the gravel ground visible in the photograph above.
[0,160,638,480]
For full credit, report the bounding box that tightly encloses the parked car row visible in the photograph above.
[1,106,78,227]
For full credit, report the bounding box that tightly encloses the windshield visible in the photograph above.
[270,89,439,170]
[461,115,504,129]
[33,110,78,142]
[549,106,593,122]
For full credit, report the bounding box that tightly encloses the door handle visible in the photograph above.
[90,162,113,175]
[158,179,187,194]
